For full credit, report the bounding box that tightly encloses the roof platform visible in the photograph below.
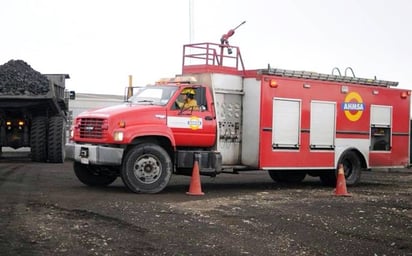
[182,42,245,75]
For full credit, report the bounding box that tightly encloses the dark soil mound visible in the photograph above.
[0,60,49,96]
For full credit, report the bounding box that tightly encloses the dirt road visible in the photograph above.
[0,152,411,256]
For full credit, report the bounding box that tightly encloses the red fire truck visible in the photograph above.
[66,41,411,193]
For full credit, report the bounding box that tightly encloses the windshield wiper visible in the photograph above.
[136,100,155,104]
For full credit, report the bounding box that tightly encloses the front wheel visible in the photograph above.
[73,162,118,187]
[121,143,172,194]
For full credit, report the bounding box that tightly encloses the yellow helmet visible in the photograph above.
[181,88,195,95]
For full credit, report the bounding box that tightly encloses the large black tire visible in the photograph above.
[338,151,362,186]
[121,143,172,194]
[30,116,48,162]
[0,125,5,147]
[319,171,337,187]
[73,162,118,187]
[47,116,66,163]
[320,151,363,187]
[268,170,306,183]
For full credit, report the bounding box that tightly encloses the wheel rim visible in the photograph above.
[133,154,162,184]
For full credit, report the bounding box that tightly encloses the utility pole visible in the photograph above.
[189,0,194,43]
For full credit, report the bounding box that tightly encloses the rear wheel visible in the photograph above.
[268,170,306,183]
[73,162,118,187]
[47,116,66,163]
[319,171,336,187]
[121,143,172,194]
[30,116,47,162]
[339,151,362,186]
[319,151,363,187]
[0,125,5,147]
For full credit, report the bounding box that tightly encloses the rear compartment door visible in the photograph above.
[272,98,301,149]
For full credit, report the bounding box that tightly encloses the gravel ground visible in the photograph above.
[0,154,411,256]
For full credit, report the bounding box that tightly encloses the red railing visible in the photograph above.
[182,43,245,75]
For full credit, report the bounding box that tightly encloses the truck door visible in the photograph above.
[167,87,217,147]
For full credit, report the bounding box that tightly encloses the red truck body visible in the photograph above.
[66,42,410,193]
[258,74,410,169]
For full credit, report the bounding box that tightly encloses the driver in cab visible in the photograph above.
[176,88,198,111]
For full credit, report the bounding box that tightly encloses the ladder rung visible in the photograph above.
[259,68,398,87]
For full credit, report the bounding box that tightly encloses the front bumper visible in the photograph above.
[65,143,124,166]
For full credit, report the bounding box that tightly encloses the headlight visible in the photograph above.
[113,131,124,141]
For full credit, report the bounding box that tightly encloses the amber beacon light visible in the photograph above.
[400,91,411,99]
[269,79,278,88]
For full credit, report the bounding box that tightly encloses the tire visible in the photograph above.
[0,125,5,146]
[30,116,48,162]
[73,162,118,187]
[319,172,336,187]
[47,116,66,163]
[338,151,362,186]
[121,143,172,194]
[268,170,306,183]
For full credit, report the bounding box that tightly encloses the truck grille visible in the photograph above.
[79,118,107,139]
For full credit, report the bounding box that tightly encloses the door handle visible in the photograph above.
[205,116,214,121]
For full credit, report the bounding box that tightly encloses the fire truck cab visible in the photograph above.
[66,41,411,193]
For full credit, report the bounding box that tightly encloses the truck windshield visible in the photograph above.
[130,86,178,105]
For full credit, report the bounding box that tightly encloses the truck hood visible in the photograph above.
[77,104,167,125]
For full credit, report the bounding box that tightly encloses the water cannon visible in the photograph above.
[220,21,246,54]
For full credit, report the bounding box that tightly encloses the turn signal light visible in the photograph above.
[269,79,278,88]
[118,120,126,128]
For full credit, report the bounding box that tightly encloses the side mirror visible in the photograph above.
[69,91,76,100]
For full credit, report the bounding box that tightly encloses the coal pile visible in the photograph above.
[0,60,50,96]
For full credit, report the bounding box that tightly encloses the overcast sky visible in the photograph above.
[1,0,411,95]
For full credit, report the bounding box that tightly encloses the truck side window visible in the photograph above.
[370,105,392,151]
[371,127,391,151]
[195,87,207,111]
[172,87,207,111]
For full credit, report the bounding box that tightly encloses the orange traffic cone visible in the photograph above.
[335,164,351,196]
[186,158,204,196]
